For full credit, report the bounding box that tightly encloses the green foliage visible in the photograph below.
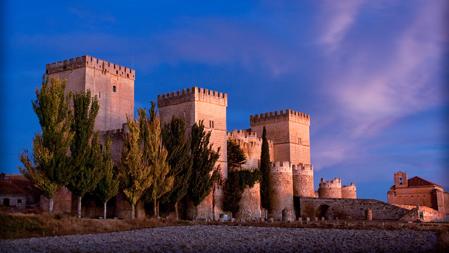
[188,121,220,206]
[68,90,103,198]
[223,169,261,215]
[19,78,74,199]
[95,137,120,204]
[227,140,246,171]
[120,117,153,219]
[142,102,174,217]
[161,117,192,215]
[260,126,271,210]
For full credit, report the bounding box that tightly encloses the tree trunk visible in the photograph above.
[175,201,179,221]
[212,185,216,221]
[131,203,135,220]
[103,201,108,219]
[77,196,82,218]
[48,198,54,214]
[153,198,158,218]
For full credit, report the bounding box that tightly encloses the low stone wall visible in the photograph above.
[299,197,409,221]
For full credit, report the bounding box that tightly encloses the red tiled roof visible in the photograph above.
[0,181,27,195]
[408,176,442,188]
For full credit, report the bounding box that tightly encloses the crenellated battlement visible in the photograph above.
[46,55,136,80]
[271,161,292,173]
[319,177,342,188]
[250,109,310,125]
[292,163,313,176]
[158,87,228,107]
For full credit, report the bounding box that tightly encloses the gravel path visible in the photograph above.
[0,225,438,253]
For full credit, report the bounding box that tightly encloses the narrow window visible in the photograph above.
[399,177,403,185]
[113,86,117,92]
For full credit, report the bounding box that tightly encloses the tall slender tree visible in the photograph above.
[143,103,174,218]
[161,117,192,220]
[188,121,220,207]
[260,126,271,211]
[227,140,246,171]
[95,137,119,219]
[68,90,103,218]
[19,78,74,213]
[120,117,152,219]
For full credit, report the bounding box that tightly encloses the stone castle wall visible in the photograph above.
[292,164,315,197]
[46,55,135,131]
[227,129,274,167]
[342,183,357,199]
[318,178,342,199]
[269,161,294,220]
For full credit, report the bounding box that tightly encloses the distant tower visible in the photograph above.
[318,178,342,199]
[292,164,315,197]
[269,161,294,220]
[394,171,408,188]
[341,183,357,199]
[45,55,135,131]
[250,109,311,165]
[250,109,313,197]
[157,87,228,220]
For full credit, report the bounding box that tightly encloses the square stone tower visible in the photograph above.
[250,109,311,165]
[45,55,135,131]
[157,87,228,220]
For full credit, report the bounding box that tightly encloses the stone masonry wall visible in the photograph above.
[292,164,315,197]
[269,161,294,220]
[341,184,357,199]
[318,178,342,199]
[46,55,135,131]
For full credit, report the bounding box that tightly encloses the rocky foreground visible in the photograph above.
[0,225,438,253]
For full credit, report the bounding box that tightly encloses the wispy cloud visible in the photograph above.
[318,0,365,52]
[313,0,448,170]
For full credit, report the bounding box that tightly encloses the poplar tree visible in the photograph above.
[95,137,119,219]
[142,103,174,218]
[161,117,192,220]
[260,126,270,210]
[68,90,103,218]
[188,121,220,207]
[19,78,74,213]
[120,117,152,219]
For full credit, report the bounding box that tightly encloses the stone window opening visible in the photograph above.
[17,199,22,204]
[399,177,403,185]
[209,120,215,129]
[113,86,117,92]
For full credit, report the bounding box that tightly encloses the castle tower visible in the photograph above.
[269,161,294,220]
[250,109,311,165]
[292,164,315,197]
[394,171,408,188]
[227,130,274,220]
[341,183,357,199]
[318,178,342,199]
[157,87,227,220]
[45,55,135,131]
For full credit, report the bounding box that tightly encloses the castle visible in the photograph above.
[3,55,444,222]
[43,55,358,220]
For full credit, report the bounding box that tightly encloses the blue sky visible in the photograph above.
[1,0,448,200]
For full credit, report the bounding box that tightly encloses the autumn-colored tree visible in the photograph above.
[19,78,74,213]
[161,117,192,220]
[68,90,103,218]
[142,103,174,218]
[120,117,152,219]
[95,137,119,219]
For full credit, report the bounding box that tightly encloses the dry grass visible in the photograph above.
[0,211,191,240]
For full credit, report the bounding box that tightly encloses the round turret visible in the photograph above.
[269,161,294,220]
[318,178,342,198]
[292,163,315,197]
[341,183,357,199]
